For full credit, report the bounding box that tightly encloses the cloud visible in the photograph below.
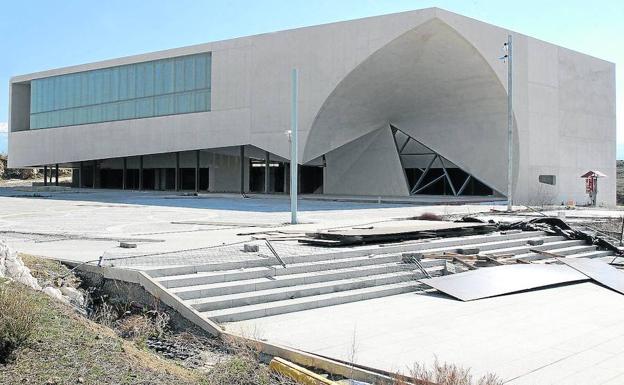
[0,122,7,134]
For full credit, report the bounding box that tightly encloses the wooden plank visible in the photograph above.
[453,257,477,270]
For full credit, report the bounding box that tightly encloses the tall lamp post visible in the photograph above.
[290,68,299,224]
[501,34,513,212]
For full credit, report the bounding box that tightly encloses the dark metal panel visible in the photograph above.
[557,258,624,295]
[419,264,589,301]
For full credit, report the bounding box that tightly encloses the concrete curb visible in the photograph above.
[269,357,338,385]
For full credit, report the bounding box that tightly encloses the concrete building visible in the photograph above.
[8,8,616,205]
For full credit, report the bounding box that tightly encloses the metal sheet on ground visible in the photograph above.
[317,220,488,237]
[557,257,624,295]
[419,264,589,301]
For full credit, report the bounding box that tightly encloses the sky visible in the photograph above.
[0,0,622,156]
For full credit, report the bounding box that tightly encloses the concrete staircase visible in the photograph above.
[146,230,614,324]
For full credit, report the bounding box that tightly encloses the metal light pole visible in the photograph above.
[290,68,299,224]
[504,34,513,212]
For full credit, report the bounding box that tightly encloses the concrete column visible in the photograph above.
[264,151,270,194]
[240,145,245,194]
[43,166,48,186]
[139,155,144,191]
[175,152,180,191]
[195,150,200,193]
[55,164,59,186]
[92,160,97,189]
[78,162,83,188]
[208,168,215,192]
[122,157,127,190]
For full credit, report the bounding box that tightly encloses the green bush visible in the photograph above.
[0,283,40,363]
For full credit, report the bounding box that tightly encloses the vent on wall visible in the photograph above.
[539,175,556,185]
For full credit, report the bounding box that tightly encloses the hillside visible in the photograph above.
[0,254,294,385]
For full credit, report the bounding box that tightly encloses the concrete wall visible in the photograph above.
[8,8,616,204]
[325,126,409,196]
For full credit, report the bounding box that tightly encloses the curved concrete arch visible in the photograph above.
[303,17,519,196]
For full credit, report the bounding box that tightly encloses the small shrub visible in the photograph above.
[0,283,40,363]
[90,301,118,328]
[403,359,503,385]
[206,340,294,385]
[115,309,169,343]
[116,314,158,341]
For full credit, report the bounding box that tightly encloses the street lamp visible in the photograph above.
[500,34,513,212]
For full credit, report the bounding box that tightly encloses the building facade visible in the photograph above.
[8,8,616,204]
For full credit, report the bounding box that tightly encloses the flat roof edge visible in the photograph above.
[10,8,437,83]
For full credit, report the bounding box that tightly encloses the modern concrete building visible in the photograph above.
[8,8,616,205]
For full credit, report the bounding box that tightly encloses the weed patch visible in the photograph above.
[0,283,40,364]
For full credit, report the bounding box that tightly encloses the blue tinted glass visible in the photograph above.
[29,52,210,129]
[154,94,174,116]
[136,98,154,118]
[174,57,185,93]
[144,62,154,97]
[118,100,136,120]
[184,57,194,91]
[174,92,193,114]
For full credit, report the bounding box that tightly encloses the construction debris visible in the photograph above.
[455,247,480,255]
[500,217,624,257]
[557,257,624,295]
[0,240,84,306]
[419,264,589,301]
[265,240,286,268]
[243,244,259,253]
[402,253,432,278]
[0,240,41,290]
[300,220,496,246]
[269,357,338,385]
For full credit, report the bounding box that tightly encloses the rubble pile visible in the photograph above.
[0,240,84,307]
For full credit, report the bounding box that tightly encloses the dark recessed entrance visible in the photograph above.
[300,166,323,194]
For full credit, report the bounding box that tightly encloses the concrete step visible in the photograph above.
[482,239,588,256]
[169,261,437,299]
[418,235,565,256]
[145,230,548,277]
[566,250,613,259]
[187,269,441,312]
[512,244,598,261]
[202,280,422,323]
[157,253,403,289]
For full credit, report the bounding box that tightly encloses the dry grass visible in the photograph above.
[20,253,80,288]
[115,310,170,344]
[0,282,41,363]
[206,338,295,385]
[0,274,295,385]
[0,282,208,385]
[390,359,503,385]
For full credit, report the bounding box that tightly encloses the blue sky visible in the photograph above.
[0,0,622,156]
